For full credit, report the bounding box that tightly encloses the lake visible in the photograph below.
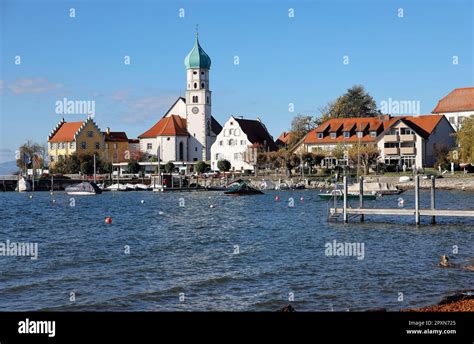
[0,189,473,311]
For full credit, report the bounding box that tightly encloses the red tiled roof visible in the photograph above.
[49,121,83,142]
[432,87,474,113]
[103,131,128,142]
[138,114,188,138]
[304,115,443,144]
[276,132,292,144]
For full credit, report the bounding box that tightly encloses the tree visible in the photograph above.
[80,159,94,175]
[16,141,45,171]
[164,161,175,173]
[128,161,141,174]
[331,143,347,160]
[288,114,317,147]
[348,144,381,175]
[456,116,474,163]
[217,159,231,172]
[320,85,380,121]
[433,144,450,170]
[195,161,209,174]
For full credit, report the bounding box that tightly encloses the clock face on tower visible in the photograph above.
[192,106,199,114]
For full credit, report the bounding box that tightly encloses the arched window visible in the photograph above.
[192,96,198,103]
[201,83,205,88]
[179,142,184,161]
[194,82,197,89]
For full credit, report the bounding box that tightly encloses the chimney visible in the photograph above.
[106,127,110,134]
[256,117,261,122]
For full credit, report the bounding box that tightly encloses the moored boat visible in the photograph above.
[224,182,263,195]
[65,182,102,195]
[318,189,376,200]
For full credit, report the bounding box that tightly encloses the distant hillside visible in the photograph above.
[0,161,18,175]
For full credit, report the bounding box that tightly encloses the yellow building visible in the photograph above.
[48,117,104,166]
[103,127,130,163]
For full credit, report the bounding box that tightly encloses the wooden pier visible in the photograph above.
[330,176,474,224]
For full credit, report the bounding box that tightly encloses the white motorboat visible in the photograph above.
[65,182,102,195]
[107,183,128,191]
[16,177,31,192]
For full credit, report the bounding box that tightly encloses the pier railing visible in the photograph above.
[330,175,474,225]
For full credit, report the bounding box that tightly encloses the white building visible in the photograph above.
[432,87,474,131]
[138,33,222,164]
[211,116,277,171]
[294,114,455,169]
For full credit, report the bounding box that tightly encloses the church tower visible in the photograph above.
[184,31,213,161]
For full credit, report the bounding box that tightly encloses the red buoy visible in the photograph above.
[105,217,112,224]
[275,196,280,201]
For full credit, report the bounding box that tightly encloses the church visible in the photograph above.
[138,33,222,165]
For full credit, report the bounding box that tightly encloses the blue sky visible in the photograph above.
[0,0,472,163]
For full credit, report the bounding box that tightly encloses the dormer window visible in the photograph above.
[370,131,377,137]
[317,133,323,139]
[343,131,350,139]
[357,131,363,138]
[330,132,337,139]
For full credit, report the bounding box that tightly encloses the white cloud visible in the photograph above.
[8,78,62,95]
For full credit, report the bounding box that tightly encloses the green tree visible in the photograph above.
[164,161,175,173]
[433,144,450,170]
[217,159,231,172]
[456,117,474,163]
[320,85,380,121]
[348,143,381,175]
[16,141,45,171]
[80,160,94,175]
[194,161,209,174]
[128,161,141,174]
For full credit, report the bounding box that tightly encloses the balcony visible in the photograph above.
[385,147,399,155]
[384,134,399,143]
[400,134,416,142]
[400,147,416,155]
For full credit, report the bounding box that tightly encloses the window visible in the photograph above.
[207,96,209,104]
[234,129,240,136]
[105,143,109,149]
[179,142,184,161]
[147,143,152,150]
[113,143,117,149]
[219,140,223,146]
[193,71,197,75]
[69,142,75,149]
[201,83,205,88]
[370,131,377,137]
[343,131,350,138]
[240,140,246,145]
[228,139,235,145]
[400,128,414,135]
[229,129,234,135]
[357,131,363,138]
[195,147,197,152]
[192,95,198,103]
[194,82,197,89]
[330,132,337,139]
[95,142,100,149]
[201,71,204,75]
[230,121,233,125]
[167,137,170,141]
[317,133,323,139]
[87,131,93,137]
[81,141,87,149]
[449,117,455,124]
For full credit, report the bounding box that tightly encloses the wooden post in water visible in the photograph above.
[359,176,364,222]
[415,175,420,225]
[431,175,436,224]
[343,176,348,223]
